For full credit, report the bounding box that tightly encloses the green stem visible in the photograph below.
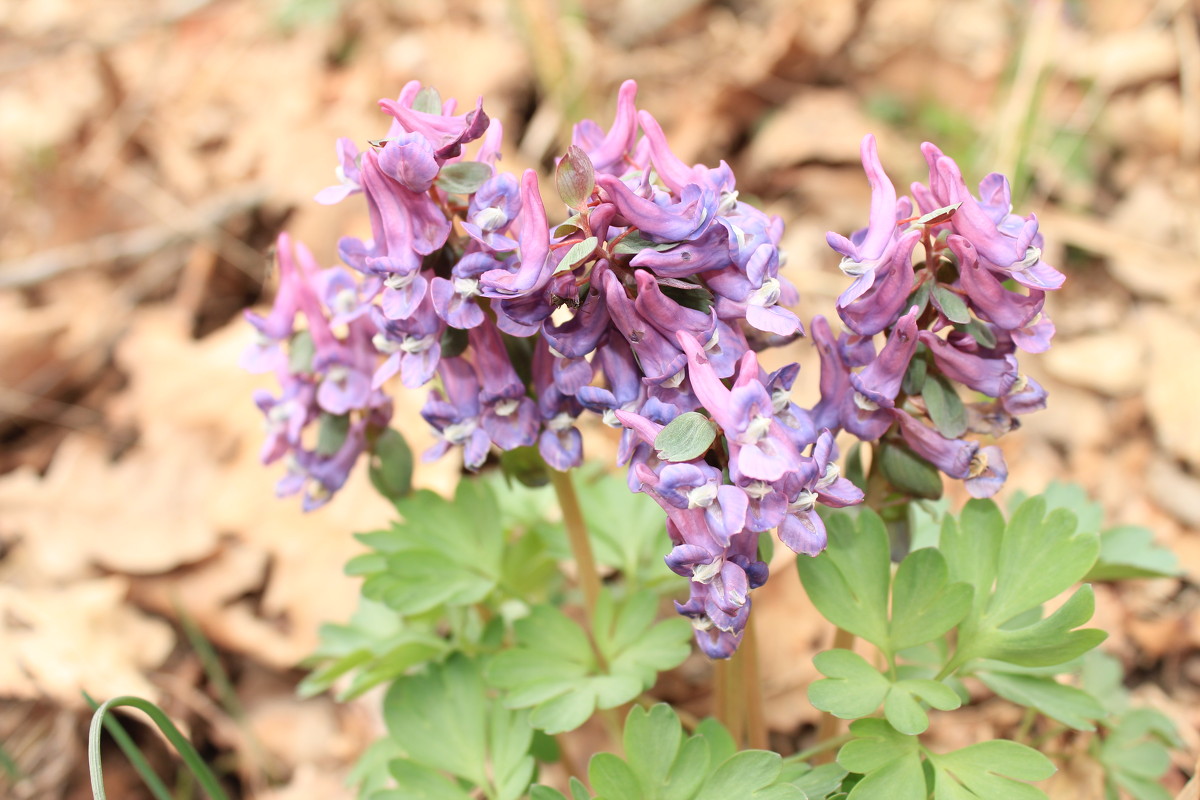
[742,617,769,750]
[549,468,609,673]
[783,731,854,764]
[88,695,231,800]
[550,469,602,618]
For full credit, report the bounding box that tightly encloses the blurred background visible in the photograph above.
[1,0,1198,796]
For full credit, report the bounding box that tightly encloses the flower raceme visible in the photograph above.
[819,134,1061,499]
[244,83,1057,656]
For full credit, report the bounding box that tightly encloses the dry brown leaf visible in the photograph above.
[0,433,221,579]
[1144,307,1200,468]
[0,577,173,707]
[1042,327,1146,397]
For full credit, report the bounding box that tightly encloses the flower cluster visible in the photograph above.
[245,85,1059,658]
[241,233,393,510]
[815,134,1062,498]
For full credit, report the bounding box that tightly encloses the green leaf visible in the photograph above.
[927,740,1055,800]
[921,375,967,439]
[1086,525,1180,581]
[931,286,970,324]
[884,679,961,735]
[590,752,641,798]
[986,497,1099,625]
[901,353,928,396]
[555,236,598,274]
[623,703,682,793]
[654,411,718,462]
[889,547,972,651]
[939,499,1004,619]
[384,760,475,800]
[786,763,848,798]
[977,671,1105,731]
[611,231,677,255]
[357,481,504,615]
[838,720,924,800]
[382,655,534,797]
[694,752,800,800]
[486,591,689,735]
[530,787,570,800]
[796,511,891,650]
[437,161,492,194]
[369,428,414,501]
[556,145,596,210]
[809,650,890,719]
[498,445,551,488]
[962,318,997,348]
[877,441,944,500]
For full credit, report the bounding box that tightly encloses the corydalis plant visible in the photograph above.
[243,84,1060,660]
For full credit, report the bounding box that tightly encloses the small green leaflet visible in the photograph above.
[941,497,1106,672]
[287,329,315,373]
[535,704,804,800]
[921,374,966,439]
[356,480,504,615]
[654,412,718,462]
[797,510,971,661]
[837,719,925,800]
[369,427,414,501]
[927,741,1055,800]
[381,655,535,800]
[809,649,959,734]
[876,441,944,500]
[485,590,690,734]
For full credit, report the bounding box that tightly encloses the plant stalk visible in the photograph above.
[550,469,603,618]
[742,616,769,750]
[549,468,608,672]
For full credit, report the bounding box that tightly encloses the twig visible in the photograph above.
[0,184,268,290]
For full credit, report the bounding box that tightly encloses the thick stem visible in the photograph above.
[550,468,603,621]
[813,626,856,763]
[549,468,608,672]
[742,617,769,750]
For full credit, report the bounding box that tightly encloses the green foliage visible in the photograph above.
[486,590,690,734]
[377,655,535,800]
[533,704,805,800]
[1010,482,1180,581]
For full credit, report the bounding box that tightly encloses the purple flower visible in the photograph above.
[572,79,640,174]
[421,357,491,470]
[379,83,489,161]
[826,134,906,279]
[314,137,363,205]
[848,306,920,410]
[478,170,553,297]
[920,142,1064,291]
